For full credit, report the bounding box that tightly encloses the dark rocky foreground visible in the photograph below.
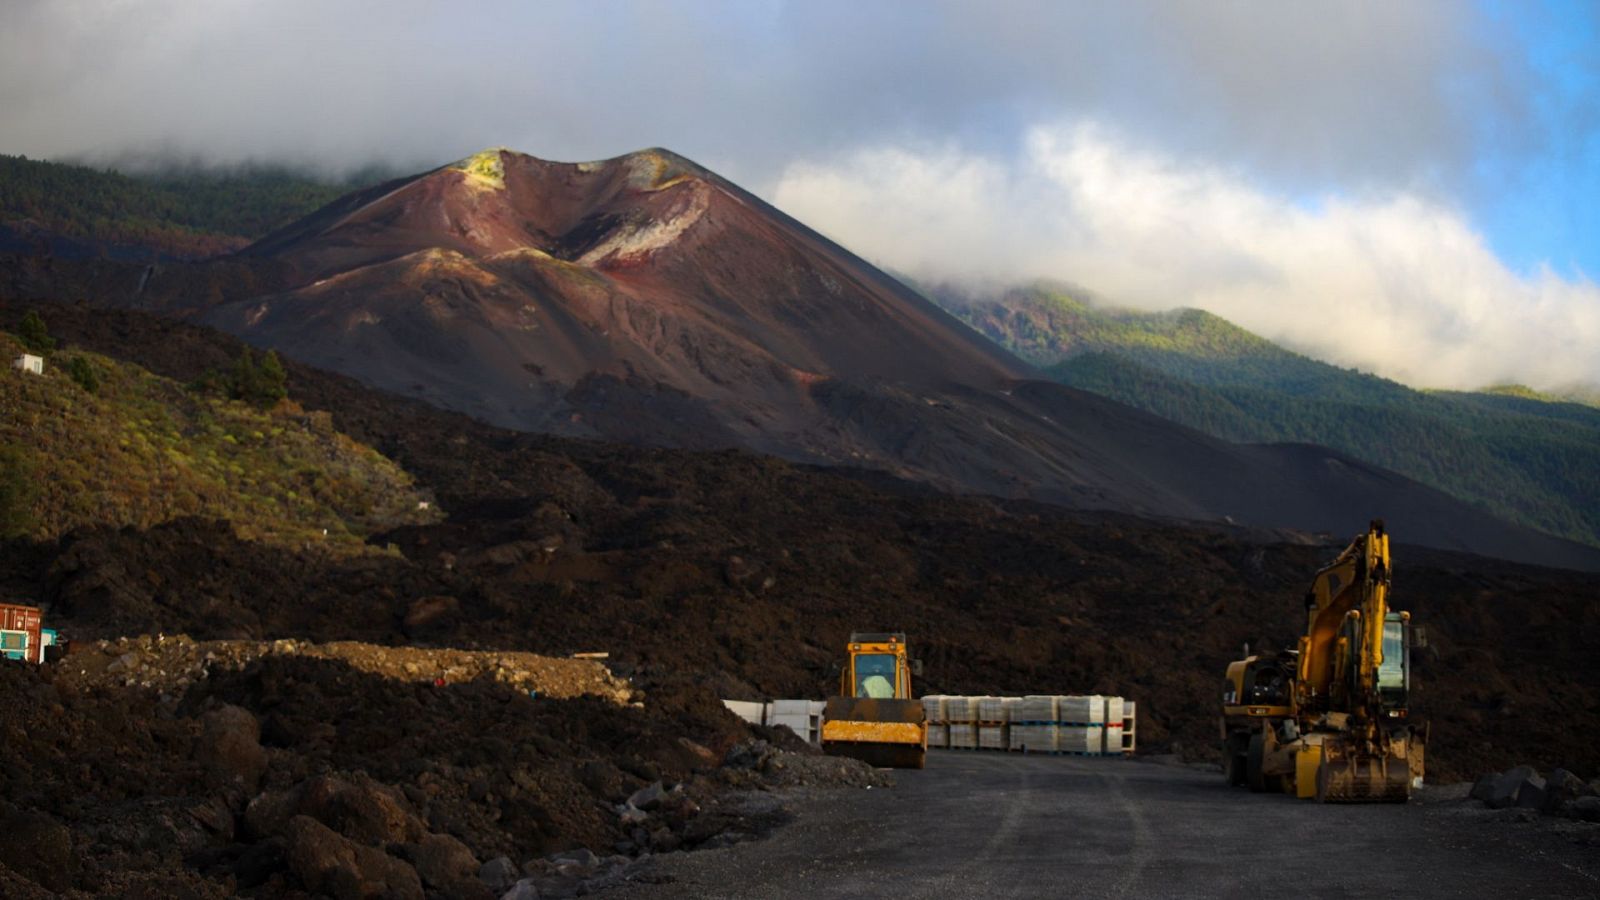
[0,636,876,898]
[1,301,1599,896]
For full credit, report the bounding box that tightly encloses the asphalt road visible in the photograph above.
[611,751,1600,899]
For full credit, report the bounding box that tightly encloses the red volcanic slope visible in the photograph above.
[233,148,1022,394]
[201,148,1600,571]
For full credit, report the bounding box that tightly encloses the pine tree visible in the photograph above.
[230,347,258,403]
[226,347,287,407]
[17,310,55,353]
[257,350,288,405]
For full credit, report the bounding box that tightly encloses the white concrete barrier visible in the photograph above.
[722,699,765,725]
[721,699,825,744]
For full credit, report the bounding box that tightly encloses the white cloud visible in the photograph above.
[770,123,1600,390]
[0,0,1530,194]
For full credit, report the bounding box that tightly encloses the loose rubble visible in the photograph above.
[1468,764,1600,821]
[719,739,894,791]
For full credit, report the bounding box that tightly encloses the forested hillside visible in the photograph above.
[941,285,1600,548]
[0,154,384,258]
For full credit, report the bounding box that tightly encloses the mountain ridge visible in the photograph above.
[5,148,1599,569]
[935,283,1600,548]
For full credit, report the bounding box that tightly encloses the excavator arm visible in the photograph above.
[1223,520,1424,802]
[1295,521,1391,715]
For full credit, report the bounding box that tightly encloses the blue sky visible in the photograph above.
[1,0,1597,386]
[1474,0,1600,277]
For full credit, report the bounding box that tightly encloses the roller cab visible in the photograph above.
[820,632,928,769]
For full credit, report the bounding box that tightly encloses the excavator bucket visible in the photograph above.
[1314,736,1417,803]
[820,696,927,769]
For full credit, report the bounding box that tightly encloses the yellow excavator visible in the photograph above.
[1221,520,1426,801]
[820,632,928,769]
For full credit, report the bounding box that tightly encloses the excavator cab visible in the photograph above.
[820,632,928,769]
[1376,612,1410,714]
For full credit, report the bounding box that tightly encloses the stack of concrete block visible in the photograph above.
[1057,695,1098,754]
[949,722,979,749]
[977,696,1007,722]
[1058,725,1102,754]
[946,696,978,724]
[1059,695,1106,726]
[979,723,1008,750]
[1011,723,1058,752]
[879,692,1137,755]
[978,697,1020,751]
[1015,695,1059,723]
[1102,696,1126,755]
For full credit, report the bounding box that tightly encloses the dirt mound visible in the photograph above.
[56,634,635,703]
[0,641,862,897]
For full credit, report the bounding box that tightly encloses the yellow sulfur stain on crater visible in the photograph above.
[626,149,700,191]
[454,148,507,190]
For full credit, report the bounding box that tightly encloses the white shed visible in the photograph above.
[13,354,42,375]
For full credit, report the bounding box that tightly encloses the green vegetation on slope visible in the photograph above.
[942,285,1600,548]
[0,154,384,258]
[0,330,438,549]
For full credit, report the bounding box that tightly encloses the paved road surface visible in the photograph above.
[611,751,1600,899]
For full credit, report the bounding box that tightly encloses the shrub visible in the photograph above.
[67,356,99,393]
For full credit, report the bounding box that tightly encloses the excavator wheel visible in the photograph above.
[1224,736,1248,786]
[1246,732,1268,793]
[823,741,926,770]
